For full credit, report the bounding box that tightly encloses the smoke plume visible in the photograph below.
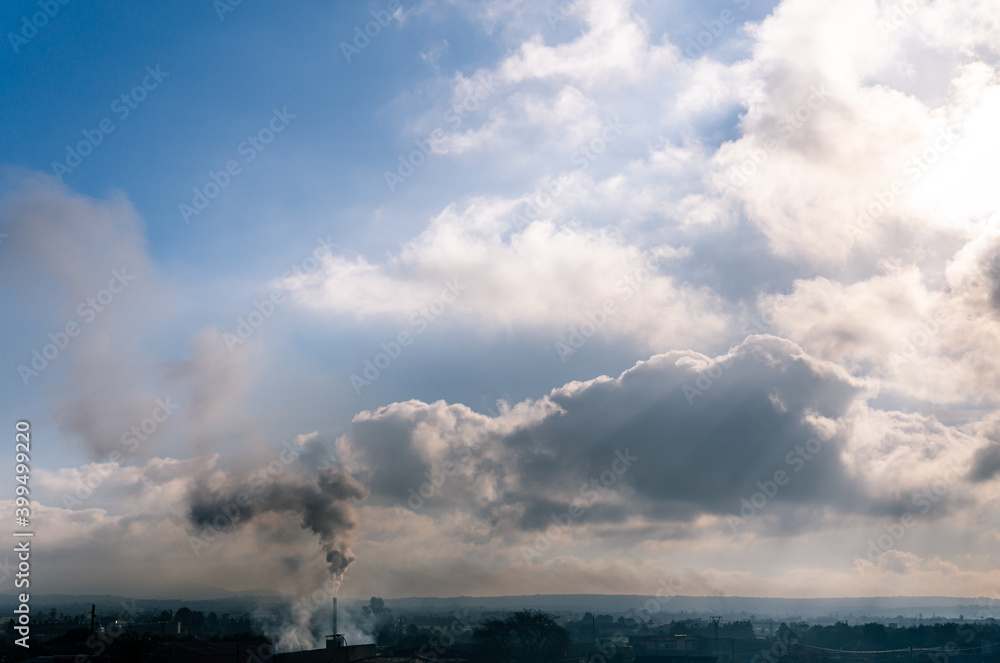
[187,464,368,578]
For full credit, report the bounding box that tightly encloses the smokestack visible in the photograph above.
[327,597,343,649]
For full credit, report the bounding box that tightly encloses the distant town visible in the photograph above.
[2,593,998,663]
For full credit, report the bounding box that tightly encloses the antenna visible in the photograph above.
[711,616,722,652]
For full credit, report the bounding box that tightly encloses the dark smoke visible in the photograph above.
[187,465,368,577]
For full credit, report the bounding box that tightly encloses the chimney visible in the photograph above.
[326,597,343,649]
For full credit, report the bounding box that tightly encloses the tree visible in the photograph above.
[362,597,395,645]
[473,610,570,663]
[363,597,391,620]
[862,622,889,647]
[190,610,206,631]
[719,620,754,640]
[474,616,515,663]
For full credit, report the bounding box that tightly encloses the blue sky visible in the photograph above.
[3,0,1000,612]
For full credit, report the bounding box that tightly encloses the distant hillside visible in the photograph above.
[0,582,289,602]
[0,591,296,615]
[2,593,994,621]
[383,594,998,619]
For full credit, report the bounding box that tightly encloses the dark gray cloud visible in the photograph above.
[339,336,943,541]
[187,465,368,577]
[969,442,1000,483]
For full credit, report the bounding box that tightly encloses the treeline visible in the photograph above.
[6,606,261,637]
[780,620,1000,651]
[561,614,757,641]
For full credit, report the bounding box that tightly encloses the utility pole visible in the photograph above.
[712,617,722,656]
[89,605,96,635]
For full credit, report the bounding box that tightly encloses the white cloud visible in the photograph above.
[284,200,728,351]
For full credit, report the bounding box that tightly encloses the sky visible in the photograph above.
[2,0,1000,603]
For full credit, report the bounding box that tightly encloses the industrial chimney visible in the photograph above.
[326,597,344,649]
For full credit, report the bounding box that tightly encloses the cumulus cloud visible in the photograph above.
[336,336,986,545]
[284,201,728,351]
[710,0,1000,266]
[328,336,999,598]
[752,220,1000,404]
